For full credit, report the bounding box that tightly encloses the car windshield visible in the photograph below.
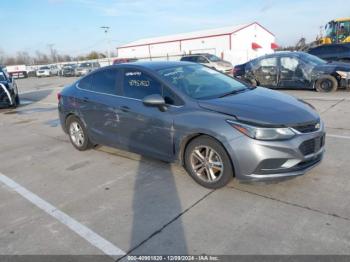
[157,64,247,100]
[299,53,326,65]
[206,54,221,62]
[40,66,49,70]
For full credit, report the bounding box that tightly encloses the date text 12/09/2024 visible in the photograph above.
[127,255,220,261]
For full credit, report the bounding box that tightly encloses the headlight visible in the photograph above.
[227,120,296,140]
[336,71,350,79]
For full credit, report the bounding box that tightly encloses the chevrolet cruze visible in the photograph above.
[58,61,325,188]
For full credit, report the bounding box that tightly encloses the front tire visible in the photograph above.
[184,136,234,189]
[66,116,92,151]
[315,75,338,92]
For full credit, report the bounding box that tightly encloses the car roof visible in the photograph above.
[182,53,212,57]
[108,60,195,70]
[253,51,308,60]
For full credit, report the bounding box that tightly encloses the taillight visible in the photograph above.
[57,93,61,101]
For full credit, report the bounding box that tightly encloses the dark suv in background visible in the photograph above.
[308,43,350,63]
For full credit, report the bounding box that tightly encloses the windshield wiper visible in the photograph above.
[219,88,246,98]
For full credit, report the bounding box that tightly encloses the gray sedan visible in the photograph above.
[58,61,325,188]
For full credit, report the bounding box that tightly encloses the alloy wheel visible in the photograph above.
[69,121,85,147]
[190,146,224,183]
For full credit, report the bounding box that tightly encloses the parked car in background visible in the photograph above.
[75,62,100,76]
[113,58,138,64]
[36,66,51,77]
[61,64,77,77]
[0,67,20,108]
[49,65,59,76]
[180,53,233,75]
[233,52,350,92]
[308,43,350,62]
[6,65,28,78]
[58,61,325,189]
[26,66,37,77]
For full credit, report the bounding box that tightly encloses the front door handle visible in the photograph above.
[82,97,89,102]
[120,106,130,112]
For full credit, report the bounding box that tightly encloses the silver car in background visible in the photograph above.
[181,53,233,75]
[75,62,100,76]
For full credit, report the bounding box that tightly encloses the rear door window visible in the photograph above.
[78,74,93,91]
[123,69,161,99]
[78,68,119,94]
[92,69,118,94]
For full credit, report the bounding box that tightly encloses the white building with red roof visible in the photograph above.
[116,22,277,65]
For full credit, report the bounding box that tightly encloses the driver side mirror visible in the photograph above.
[142,94,167,112]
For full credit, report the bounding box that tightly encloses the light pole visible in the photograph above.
[100,26,111,64]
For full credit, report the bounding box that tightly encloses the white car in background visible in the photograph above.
[36,65,59,77]
[49,65,59,76]
[36,66,51,77]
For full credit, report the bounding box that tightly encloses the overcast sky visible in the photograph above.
[1,0,349,56]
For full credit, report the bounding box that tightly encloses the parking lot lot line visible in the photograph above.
[0,173,125,258]
[19,87,63,95]
[327,134,350,140]
[21,99,57,106]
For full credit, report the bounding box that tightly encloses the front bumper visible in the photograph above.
[37,71,50,77]
[224,128,325,181]
[340,78,350,89]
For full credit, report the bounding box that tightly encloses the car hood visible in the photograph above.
[215,61,232,68]
[314,61,350,72]
[198,87,319,127]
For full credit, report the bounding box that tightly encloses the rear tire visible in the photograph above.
[14,95,20,107]
[66,115,92,151]
[315,75,338,92]
[184,136,234,189]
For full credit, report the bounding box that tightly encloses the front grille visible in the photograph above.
[299,135,325,156]
[293,122,319,133]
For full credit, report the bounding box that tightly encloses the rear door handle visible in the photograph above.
[82,97,89,102]
[120,106,130,112]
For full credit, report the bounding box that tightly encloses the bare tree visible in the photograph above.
[16,51,31,65]
[0,48,5,65]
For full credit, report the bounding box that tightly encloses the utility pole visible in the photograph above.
[100,26,111,64]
